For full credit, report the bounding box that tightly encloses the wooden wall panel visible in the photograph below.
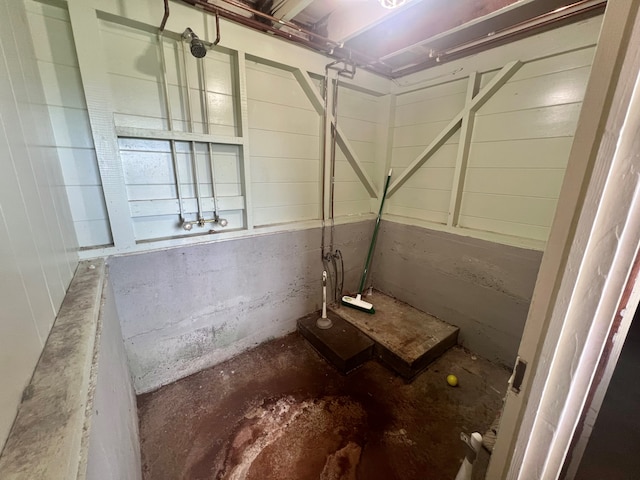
[26,1,111,247]
[119,138,243,240]
[388,81,463,223]
[458,47,595,240]
[396,78,467,105]
[100,20,237,137]
[1,0,78,450]
[390,77,466,229]
[467,137,573,169]
[246,61,321,226]
[247,63,315,109]
[249,128,319,159]
[96,15,243,241]
[22,0,392,254]
[388,45,596,242]
[478,67,590,115]
[19,0,599,255]
[395,91,466,126]
[471,103,583,141]
[333,86,385,217]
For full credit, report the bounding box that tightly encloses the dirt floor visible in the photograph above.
[138,333,509,480]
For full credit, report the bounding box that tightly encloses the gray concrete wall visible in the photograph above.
[371,221,542,366]
[86,277,141,480]
[108,221,374,393]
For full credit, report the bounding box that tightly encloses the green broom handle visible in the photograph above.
[358,169,392,294]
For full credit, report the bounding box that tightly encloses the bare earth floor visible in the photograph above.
[138,332,509,480]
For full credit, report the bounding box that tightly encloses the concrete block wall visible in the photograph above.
[371,221,542,366]
[108,220,374,393]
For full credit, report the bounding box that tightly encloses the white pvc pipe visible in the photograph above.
[322,270,327,319]
[181,42,205,224]
[455,432,482,480]
[317,271,332,329]
[157,33,186,223]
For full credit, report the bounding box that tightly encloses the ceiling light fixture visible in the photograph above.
[379,0,406,9]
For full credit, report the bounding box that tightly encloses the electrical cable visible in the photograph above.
[330,253,338,302]
[335,249,344,301]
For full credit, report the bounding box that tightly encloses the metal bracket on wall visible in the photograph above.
[510,356,527,394]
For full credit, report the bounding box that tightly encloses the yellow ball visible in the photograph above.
[447,374,458,387]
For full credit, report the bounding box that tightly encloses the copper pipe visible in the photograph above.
[180,0,389,73]
[392,0,606,78]
[177,0,604,79]
[213,10,221,45]
[184,0,324,48]
[445,0,606,56]
[159,0,170,32]
[185,0,339,47]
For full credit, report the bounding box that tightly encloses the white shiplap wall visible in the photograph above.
[20,0,603,255]
[100,18,246,240]
[101,20,237,136]
[25,1,111,248]
[461,47,595,241]
[0,0,78,450]
[119,138,244,240]
[389,78,466,224]
[21,0,390,255]
[246,61,321,226]
[333,85,386,217]
[387,44,596,243]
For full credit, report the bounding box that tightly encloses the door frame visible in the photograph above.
[486,1,640,478]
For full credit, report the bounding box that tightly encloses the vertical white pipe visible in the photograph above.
[322,270,327,319]
[200,55,221,220]
[181,42,204,223]
[158,33,185,222]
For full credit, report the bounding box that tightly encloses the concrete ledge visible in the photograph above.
[0,261,104,479]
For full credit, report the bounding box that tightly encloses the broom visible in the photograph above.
[341,169,392,314]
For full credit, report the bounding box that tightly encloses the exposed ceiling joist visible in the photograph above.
[326,1,416,44]
[179,0,607,78]
[271,0,315,22]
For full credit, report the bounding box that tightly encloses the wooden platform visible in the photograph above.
[331,292,459,379]
[298,291,459,380]
[298,311,374,373]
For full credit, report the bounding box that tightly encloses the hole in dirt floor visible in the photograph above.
[138,333,509,480]
[209,395,366,480]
